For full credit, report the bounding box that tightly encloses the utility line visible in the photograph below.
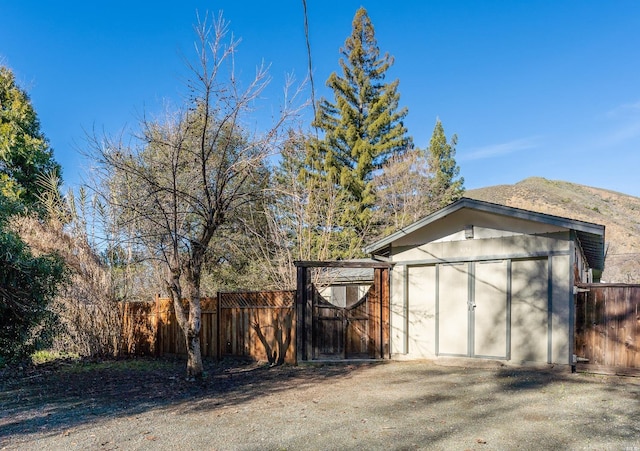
[302,0,318,138]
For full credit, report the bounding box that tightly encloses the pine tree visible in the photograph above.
[0,66,61,213]
[426,119,464,210]
[306,7,411,239]
[371,119,463,239]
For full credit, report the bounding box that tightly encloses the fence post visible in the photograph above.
[381,267,390,359]
[154,293,160,357]
[295,266,306,362]
[216,291,221,361]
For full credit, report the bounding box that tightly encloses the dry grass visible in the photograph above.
[10,216,123,357]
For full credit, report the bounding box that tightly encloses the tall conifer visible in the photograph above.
[426,119,464,210]
[0,66,61,214]
[306,7,411,239]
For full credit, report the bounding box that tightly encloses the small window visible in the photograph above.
[331,286,346,307]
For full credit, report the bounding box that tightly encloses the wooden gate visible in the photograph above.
[575,283,640,375]
[313,289,370,359]
[295,261,391,362]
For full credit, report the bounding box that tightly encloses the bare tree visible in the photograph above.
[89,13,301,379]
[372,148,431,238]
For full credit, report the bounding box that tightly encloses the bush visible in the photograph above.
[0,226,66,363]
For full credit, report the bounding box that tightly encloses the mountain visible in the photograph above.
[466,177,640,283]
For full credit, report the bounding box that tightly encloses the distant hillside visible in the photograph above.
[467,177,640,283]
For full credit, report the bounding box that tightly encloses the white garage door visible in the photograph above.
[437,260,508,358]
[473,260,508,358]
[437,263,469,355]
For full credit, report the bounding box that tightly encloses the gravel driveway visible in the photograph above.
[1,358,639,450]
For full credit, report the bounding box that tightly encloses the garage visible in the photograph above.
[364,198,605,366]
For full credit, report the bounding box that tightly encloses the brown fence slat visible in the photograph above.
[120,302,156,355]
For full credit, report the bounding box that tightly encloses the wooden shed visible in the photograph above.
[363,198,605,366]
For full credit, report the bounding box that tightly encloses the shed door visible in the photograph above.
[437,260,508,358]
[473,260,508,358]
[438,263,469,355]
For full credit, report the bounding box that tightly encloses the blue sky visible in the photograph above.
[2,1,639,196]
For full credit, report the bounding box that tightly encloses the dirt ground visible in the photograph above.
[1,357,639,450]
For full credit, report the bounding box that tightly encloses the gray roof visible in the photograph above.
[364,197,606,270]
[306,258,380,284]
[320,266,375,284]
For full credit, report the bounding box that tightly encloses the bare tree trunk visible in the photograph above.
[184,248,205,379]
[169,296,203,379]
[185,305,203,380]
[167,266,203,380]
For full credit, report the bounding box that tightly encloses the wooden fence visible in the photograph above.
[575,283,640,375]
[123,282,640,372]
[121,301,157,355]
[121,291,296,364]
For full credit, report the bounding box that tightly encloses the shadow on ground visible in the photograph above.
[0,356,379,440]
[2,358,639,450]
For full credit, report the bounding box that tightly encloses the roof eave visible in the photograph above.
[363,198,470,255]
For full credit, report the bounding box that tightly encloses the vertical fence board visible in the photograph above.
[630,286,640,368]
[371,271,381,359]
[381,268,391,358]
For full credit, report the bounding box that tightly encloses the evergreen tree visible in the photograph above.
[0,66,66,363]
[306,7,411,239]
[270,130,356,272]
[426,119,464,210]
[372,119,464,239]
[0,66,61,213]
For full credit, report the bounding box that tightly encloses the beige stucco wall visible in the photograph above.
[391,209,568,249]
[551,254,572,363]
[474,260,509,357]
[394,231,570,263]
[390,267,407,355]
[391,265,437,357]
